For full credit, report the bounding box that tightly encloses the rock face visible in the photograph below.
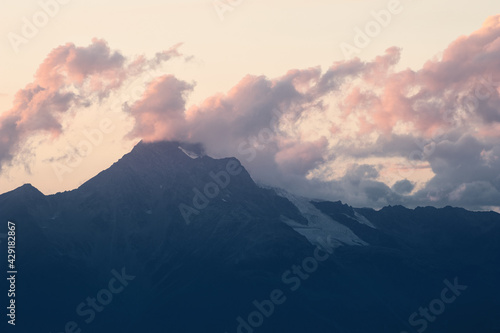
[1,140,499,333]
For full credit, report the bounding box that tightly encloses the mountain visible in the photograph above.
[1,140,500,333]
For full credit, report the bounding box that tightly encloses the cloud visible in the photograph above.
[0,39,184,172]
[124,15,500,210]
[3,16,500,211]
[392,179,415,194]
[127,75,194,141]
[126,66,339,189]
[275,137,329,175]
[34,38,126,95]
[409,135,500,208]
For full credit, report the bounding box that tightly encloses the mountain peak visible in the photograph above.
[5,183,44,197]
[76,139,252,199]
[0,183,45,208]
[131,140,205,158]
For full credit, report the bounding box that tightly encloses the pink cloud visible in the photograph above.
[275,137,329,175]
[127,75,193,142]
[0,39,185,171]
[123,16,500,186]
[2,16,500,210]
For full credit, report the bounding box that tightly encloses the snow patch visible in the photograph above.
[276,189,368,248]
[178,146,200,159]
[353,211,376,228]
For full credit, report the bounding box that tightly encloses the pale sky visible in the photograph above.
[1,0,500,211]
[2,0,498,110]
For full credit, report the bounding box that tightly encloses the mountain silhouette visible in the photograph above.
[1,140,499,333]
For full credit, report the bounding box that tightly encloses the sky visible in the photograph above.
[1,0,500,212]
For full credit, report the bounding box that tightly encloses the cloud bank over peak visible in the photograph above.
[2,16,500,211]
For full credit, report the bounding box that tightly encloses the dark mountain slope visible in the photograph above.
[0,140,499,333]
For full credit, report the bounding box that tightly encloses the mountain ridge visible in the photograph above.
[7,138,500,215]
[1,140,500,333]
